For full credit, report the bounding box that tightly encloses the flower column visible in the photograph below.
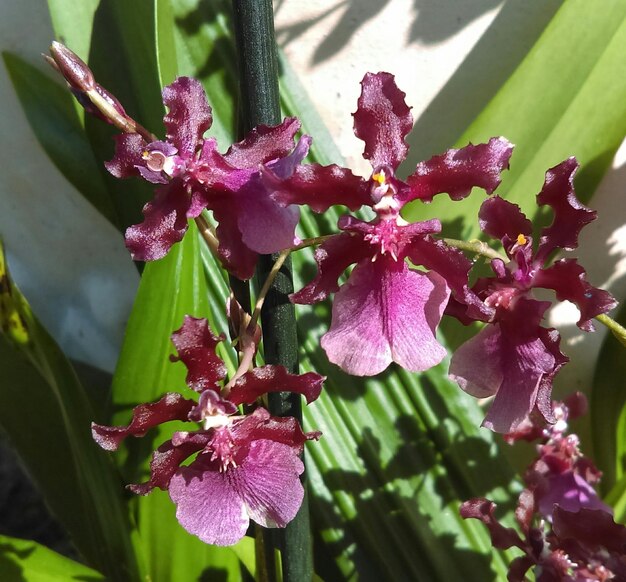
[231,1,313,581]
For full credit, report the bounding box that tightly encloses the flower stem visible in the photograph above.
[596,313,626,347]
[442,237,510,264]
[231,1,313,581]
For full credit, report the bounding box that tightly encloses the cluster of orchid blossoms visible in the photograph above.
[49,41,620,551]
[462,394,626,580]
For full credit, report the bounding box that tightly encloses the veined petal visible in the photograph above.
[105,133,146,179]
[224,118,301,168]
[91,393,195,451]
[402,137,513,204]
[163,77,213,158]
[169,455,249,546]
[268,162,370,213]
[479,196,533,243]
[353,72,413,170]
[290,232,370,304]
[533,259,617,331]
[482,332,556,433]
[236,439,305,529]
[170,316,227,392]
[228,365,324,406]
[535,158,596,262]
[125,181,190,261]
[321,258,449,376]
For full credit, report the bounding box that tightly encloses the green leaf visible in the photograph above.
[403,0,626,240]
[0,241,144,581]
[3,52,117,225]
[0,535,105,582]
[591,302,626,494]
[605,473,626,523]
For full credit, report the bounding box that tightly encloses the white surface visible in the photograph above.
[1,0,624,388]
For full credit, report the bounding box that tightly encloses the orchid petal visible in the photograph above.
[91,393,195,451]
[268,162,370,213]
[169,455,249,546]
[290,232,370,304]
[236,439,305,529]
[353,72,413,170]
[533,259,617,331]
[479,196,533,242]
[228,365,324,406]
[403,137,513,204]
[125,181,190,261]
[535,158,596,262]
[224,117,301,168]
[321,259,449,376]
[170,316,227,392]
[162,77,212,158]
[105,133,146,179]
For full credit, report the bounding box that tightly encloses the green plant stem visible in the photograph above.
[231,1,313,581]
[596,313,626,347]
[441,237,509,263]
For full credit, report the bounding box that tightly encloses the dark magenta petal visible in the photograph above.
[459,499,525,550]
[162,77,212,158]
[290,232,370,304]
[235,176,300,254]
[533,259,617,331]
[268,162,371,213]
[535,158,596,262]
[235,439,304,529]
[230,408,320,452]
[402,137,513,204]
[125,182,191,262]
[169,455,249,546]
[353,72,413,170]
[321,258,449,376]
[170,316,227,392]
[91,393,195,451]
[224,118,301,168]
[129,433,211,495]
[534,328,568,425]
[405,235,471,297]
[552,507,626,553]
[211,197,259,280]
[478,196,532,243]
[228,365,324,406]
[105,133,146,179]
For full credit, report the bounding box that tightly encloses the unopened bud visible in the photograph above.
[48,41,95,92]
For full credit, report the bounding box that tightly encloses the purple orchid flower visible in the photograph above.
[265,72,513,376]
[106,77,309,279]
[461,394,620,582]
[449,159,616,433]
[92,316,323,546]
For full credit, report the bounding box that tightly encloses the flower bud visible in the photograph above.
[48,41,95,92]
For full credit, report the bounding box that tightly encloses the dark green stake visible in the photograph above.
[230,1,313,581]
